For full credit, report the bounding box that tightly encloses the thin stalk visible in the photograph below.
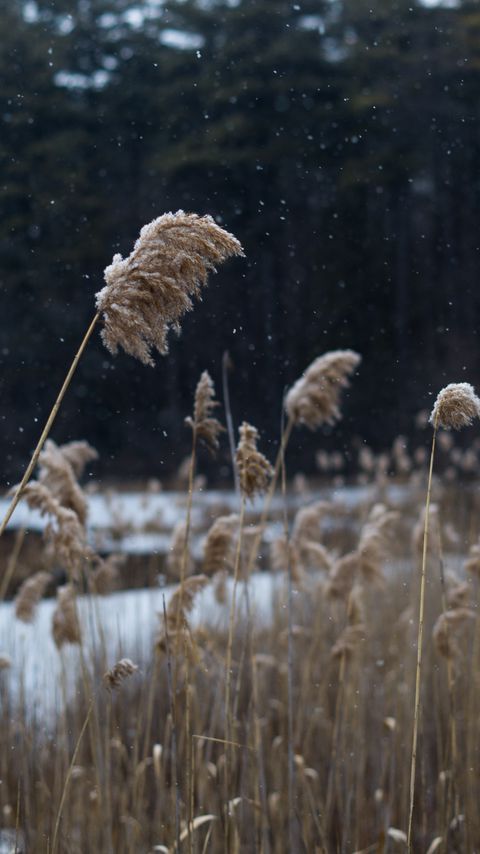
[163,596,181,852]
[222,351,239,496]
[0,312,100,541]
[0,527,26,601]
[278,402,297,854]
[244,416,294,581]
[51,698,94,854]
[224,496,246,851]
[407,417,438,852]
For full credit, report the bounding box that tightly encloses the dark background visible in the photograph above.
[1,0,480,483]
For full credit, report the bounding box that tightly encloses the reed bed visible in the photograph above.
[2,212,480,853]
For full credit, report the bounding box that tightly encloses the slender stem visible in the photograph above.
[280,413,296,854]
[224,496,246,850]
[163,596,181,852]
[52,698,94,854]
[244,416,294,580]
[0,527,26,601]
[0,312,100,540]
[407,418,438,851]
[222,351,239,496]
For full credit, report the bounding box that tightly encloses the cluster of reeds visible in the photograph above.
[2,212,480,853]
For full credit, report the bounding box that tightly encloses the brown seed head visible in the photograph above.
[96,211,243,365]
[38,439,88,525]
[104,658,138,691]
[433,608,475,659]
[430,383,480,430]
[203,514,239,575]
[52,584,82,649]
[285,349,361,430]
[236,422,273,501]
[185,370,224,454]
[14,571,52,623]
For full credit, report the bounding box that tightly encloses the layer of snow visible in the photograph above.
[0,574,279,724]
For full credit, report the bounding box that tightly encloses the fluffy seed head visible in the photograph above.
[185,370,224,454]
[104,658,138,691]
[203,514,239,575]
[58,441,98,479]
[433,608,475,659]
[285,350,361,430]
[156,575,209,654]
[236,422,273,501]
[38,439,88,526]
[14,571,52,623]
[96,211,243,365]
[430,383,480,430]
[52,585,81,649]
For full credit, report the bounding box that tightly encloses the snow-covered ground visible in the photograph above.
[0,573,279,723]
[0,484,410,556]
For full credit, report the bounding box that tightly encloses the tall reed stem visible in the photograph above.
[0,312,100,540]
[407,416,438,851]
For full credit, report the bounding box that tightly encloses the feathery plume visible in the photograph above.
[96,211,243,365]
[331,623,365,660]
[285,349,361,430]
[156,575,208,654]
[203,514,239,575]
[236,422,273,501]
[17,482,90,573]
[90,554,124,595]
[326,552,360,601]
[291,501,329,544]
[14,571,51,623]
[444,571,471,609]
[357,503,398,583]
[38,439,88,525]
[464,543,480,578]
[166,521,194,579]
[430,382,480,430]
[104,658,138,691]
[52,584,81,648]
[433,608,475,660]
[58,440,98,479]
[185,370,224,454]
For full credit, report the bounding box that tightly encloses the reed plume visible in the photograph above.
[14,571,52,623]
[56,440,98,479]
[357,503,398,583]
[433,608,475,661]
[203,514,239,575]
[96,212,244,365]
[52,584,81,648]
[90,554,124,595]
[0,213,242,541]
[38,439,88,526]
[185,370,224,454]
[104,658,138,691]
[167,521,194,579]
[408,380,480,852]
[17,482,90,574]
[156,575,208,654]
[236,422,273,501]
[285,349,361,429]
[430,382,480,430]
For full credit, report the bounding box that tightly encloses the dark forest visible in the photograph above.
[2,0,480,482]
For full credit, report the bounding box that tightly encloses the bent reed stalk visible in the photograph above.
[0,312,100,542]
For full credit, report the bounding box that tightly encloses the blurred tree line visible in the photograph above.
[1,0,480,482]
